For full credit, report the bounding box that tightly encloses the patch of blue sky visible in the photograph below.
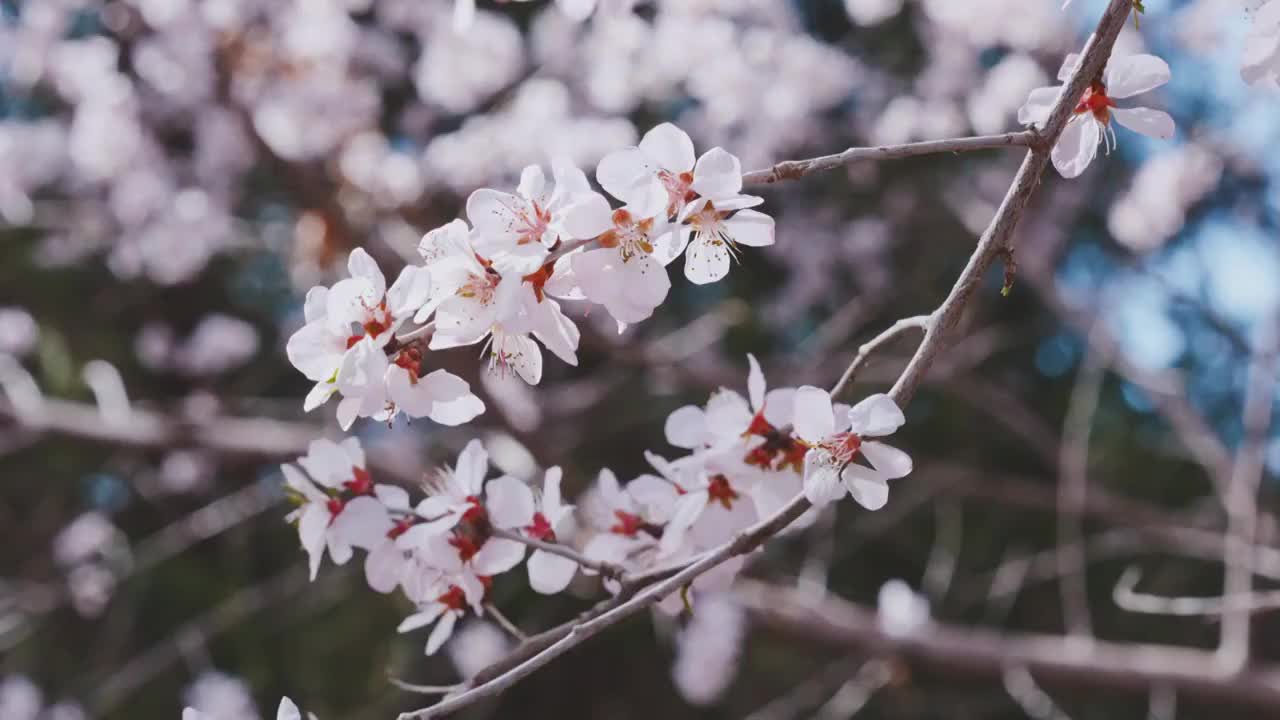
[1106,271,1188,370]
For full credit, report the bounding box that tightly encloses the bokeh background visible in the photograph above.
[3,0,1279,718]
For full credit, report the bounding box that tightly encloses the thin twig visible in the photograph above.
[1057,334,1106,640]
[488,528,625,580]
[741,131,1037,186]
[1114,567,1280,616]
[830,315,929,400]
[387,677,462,695]
[1218,315,1279,672]
[484,602,529,642]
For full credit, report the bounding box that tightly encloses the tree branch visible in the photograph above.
[488,528,626,581]
[741,131,1037,186]
[739,580,1280,711]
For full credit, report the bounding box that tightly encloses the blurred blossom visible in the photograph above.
[160,450,214,494]
[872,96,967,146]
[447,622,511,679]
[66,563,117,618]
[967,54,1048,135]
[0,676,41,720]
[921,0,1064,51]
[174,314,260,376]
[1108,145,1223,253]
[53,512,123,567]
[136,323,176,371]
[876,579,930,637]
[671,593,744,705]
[844,0,903,26]
[0,308,39,357]
[183,671,262,720]
[415,10,525,115]
[423,79,636,191]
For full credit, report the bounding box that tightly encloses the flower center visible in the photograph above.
[394,346,424,382]
[525,512,555,541]
[387,517,415,539]
[598,208,657,262]
[523,263,554,303]
[706,475,740,509]
[1074,80,1116,123]
[657,170,696,217]
[458,270,499,304]
[436,585,467,611]
[821,432,864,465]
[325,496,345,524]
[461,495,486,524]
[449,533,481,562]
[342,466,373,495]
[513,201,552,246]
[610,509,644,536]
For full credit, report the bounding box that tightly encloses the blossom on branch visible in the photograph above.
[1019,52,1174,178]
[794,388,912,509]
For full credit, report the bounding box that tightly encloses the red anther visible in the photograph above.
[706,475,739,509]
[346,334,363,349]
[610,510,644,537]
[387,517,415,539]
[326,496,345,524]
[436,585,467,611]
[1074,81,1116,123]
[745,410,774,437]
[523,264,554,303]
[461,495,486,524]
[449,533,480,562]
[525,512,555,541]
[394,346,423,381]
[343,466,373,495]
[744,445,774,469]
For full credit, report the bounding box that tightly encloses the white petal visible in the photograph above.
[528,549,578,594]
[746,354,766,411]
[683,236,731,285]
[1057,53,1082,82]
[846,393,905,436]
[493,332,543,385]
[627,474,680,520]
[639,122,696,173]
[485,475,536,529]
[399,603,446,633]
[1111,107,1175,140]
[762,387,796,428]
[517,164,547,204]
[298,505,329,580]
[842,464,890,510]
[471,537,526,575]
[286,322,343,382]
[597,147,662,208]
[650,227,690,267]
[690,147,743,199]
[665,405,708,449]
[527,297,580,366]
[557,0,596,20]
[1104,54,1171,99]
[1017,86,1060,127]
[333,496,394,550]
[455,439,490,496]
[803,451,845,506]
[277,697,302,720]
[860,441,913,479]
[387,266,433,320]
[704,390,752,437]
[559,193,615,239]
[346,248,386,298]
[365,541,404,594]
[723,209,774,247]
[425,611,457,655]
[1050,117,1100,179]
[792,386,836,442]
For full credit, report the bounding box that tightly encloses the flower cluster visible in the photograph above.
[287,124,774,428]
[282,357,910,658]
